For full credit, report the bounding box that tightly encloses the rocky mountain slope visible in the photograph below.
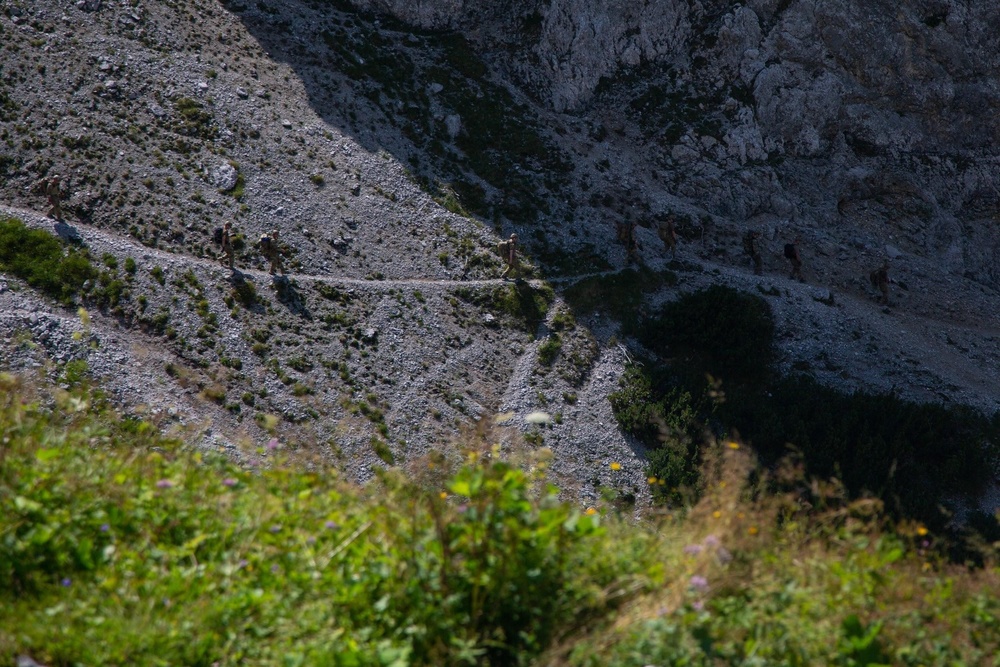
[2,0,999,508]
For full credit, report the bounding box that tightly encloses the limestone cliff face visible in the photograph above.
[351,0,1000,283]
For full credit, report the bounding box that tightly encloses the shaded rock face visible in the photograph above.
[351,0,1000,286]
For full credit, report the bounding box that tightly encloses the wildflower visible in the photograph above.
[267,438,279,451]
[306,536,316,545]
[439,491,448,499]
[269,524,282,533]
[748,525,759,535]
[222,478,238,487]
[100,523,110,532]
[61,577,71,587]
[585,507,597,516]
[683,544,702,555]
[689,575,709,592]
[703,534,720,548]
[727,441,740,450]
[155,479,174,489]
[712,510,722,519]
[716,547,732,565]
[609,462,622,471]
[693,599,705,611]
[647,476,658,484]
[916,525,929,537]
[271,564,280,574]
[325,520,339,530]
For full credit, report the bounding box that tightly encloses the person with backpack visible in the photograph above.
[499,233,519,279]
[658,214,678,259]
[785,236,804,282]
[743,230,763,275]
[44,174,64,220]
[217,222,234,269]
[870,260,891,306]
[260,229,284,275]
[625,219,641,265]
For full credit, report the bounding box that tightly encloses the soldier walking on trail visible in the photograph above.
[870,260,891,306]
[614,219,629,245]
[260,229,284,275]
[219,222,234,269]
[625,219,641,265]
[658,214,678,258]
[744,230,763,275]
[784,236,804,282]
[44,174,64,220]
[499,233,519,279]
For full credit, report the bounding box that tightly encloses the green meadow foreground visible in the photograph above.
[1,374,998,667]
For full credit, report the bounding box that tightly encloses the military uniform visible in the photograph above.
[744,230,763,275]
[786,238,804,282]
[625,221,640,264]
[262,230,284,275]
[500,233,519,279]
[45,175,63,220]
[871,262,890,305]
[658,215,678,258]
[220,223,234,269]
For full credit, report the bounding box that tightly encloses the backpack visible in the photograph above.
[259,234,272,253]
[213,226,224,245]
[783,243,796,259]
[497,239,510,258]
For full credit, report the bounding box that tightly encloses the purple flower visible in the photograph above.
[703,534,720,548]
[238,559,248,569]
[693,599,705,611]
[306,536,316,545]
[100,523,110,532]
[155,479,174,489]
[61,577,72,587]
[683,544,703,556]
[222,478,238,487]
[689,575,709,592]
[267,438,279,451]
[324,520,339,530]
[270,564,280,574]
[716,547,732,565]
[269,524,282,533]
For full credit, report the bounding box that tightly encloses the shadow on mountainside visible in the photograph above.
[225,0,574,234]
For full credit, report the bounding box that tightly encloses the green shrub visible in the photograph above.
[537,333,562,365]
[0,378,629,666]
[0,376,997,666]
[610,366,703,505]
[0,217,96,305]
[721,375,1000,531]
[637,285,774,385]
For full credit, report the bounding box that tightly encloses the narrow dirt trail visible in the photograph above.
[1,203,552,293]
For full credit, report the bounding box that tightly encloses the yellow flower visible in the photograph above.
[439,492,448,499]
[748,525,759,535]
[585,507,597,516]
[712,510,722,519]
[647,476,658,485]
[609,462,622,470]
[916,525,928,536]
[727,441,740,450]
